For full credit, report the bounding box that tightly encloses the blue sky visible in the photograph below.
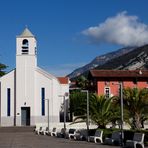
[0,0,148,76]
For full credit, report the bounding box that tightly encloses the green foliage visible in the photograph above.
[123,87,148,129]
[0,63,7,77]
[112,87,148,130]
[75,76,89,89]
[71,93,113,129]
[70,87,148,130]
[89,94,112,128]
[109,97,121,128]
[69,90,87,116]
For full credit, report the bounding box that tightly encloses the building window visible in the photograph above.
[104,87,110,98]
[22,39,29,54]
[22,39,29,48]
[41,88,45,116]
[35,47,37,55]
[7,88,11,116]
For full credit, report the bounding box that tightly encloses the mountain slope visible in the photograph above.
[96,44,148,70]
[68,47,135,79]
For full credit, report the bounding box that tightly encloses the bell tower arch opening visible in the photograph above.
[22,39,29,54]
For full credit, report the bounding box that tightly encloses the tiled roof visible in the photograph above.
[90,70,148,78]
[57,77,69,84]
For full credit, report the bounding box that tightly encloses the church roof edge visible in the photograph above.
[19,27,34,37]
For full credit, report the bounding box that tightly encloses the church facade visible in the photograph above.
[0,28,69,126]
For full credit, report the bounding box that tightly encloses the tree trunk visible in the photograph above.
[111,121,116,128]
[134,114,142,129]
[98,124,106,129]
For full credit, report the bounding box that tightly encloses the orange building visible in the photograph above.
[89,70,148,97]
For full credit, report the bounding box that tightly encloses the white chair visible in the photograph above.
[105,131,121,145]
[34,126,40,133]
[74,130,81,140]
[57,128,66,138]
[126,133,145,148]
[50,127,57,136]
[74,129,87,141]
[35,127,42,135]
[41,127,49,135]
[89,130,103,143]
[66,129,76,139]
[39,126,46,135]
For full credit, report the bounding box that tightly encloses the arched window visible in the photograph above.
[22,39,29,48]
[22,39,29,54]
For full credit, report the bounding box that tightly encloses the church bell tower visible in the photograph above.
[15,27,37,126]
[16,27,37,64]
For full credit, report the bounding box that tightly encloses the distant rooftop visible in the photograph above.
[19,27,34,37]
[90,70,148,78]
[57,77,69,84]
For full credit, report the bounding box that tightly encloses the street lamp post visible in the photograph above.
[63,95,66,130]
[119,82,124,147]
[81,90,89,142]
[112,82,124,147]
[59,93,68,131]
[45,99,49,131]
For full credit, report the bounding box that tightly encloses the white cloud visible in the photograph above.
[82,11,148,47]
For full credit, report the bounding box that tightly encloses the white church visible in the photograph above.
[0,28,69,127]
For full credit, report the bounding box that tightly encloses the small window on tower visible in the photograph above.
[22,39,29,54]
[35,47,37,55]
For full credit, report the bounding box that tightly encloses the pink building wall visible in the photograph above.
[97,80,148,96]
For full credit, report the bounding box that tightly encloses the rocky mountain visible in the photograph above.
[67,47,135,79]
[96,44,148,70]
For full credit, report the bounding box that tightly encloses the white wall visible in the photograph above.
[0,70,15,126]
[35,68,61,125]
[16,56,36,126]
[0,67,69,127]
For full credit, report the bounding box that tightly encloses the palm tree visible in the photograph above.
[123,87,148,129]
[76,76,89,90]
[111,95,130,129]
[90,94,112,128]
[73,94,112,129]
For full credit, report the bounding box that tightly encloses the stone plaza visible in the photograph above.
[0,132,120,148]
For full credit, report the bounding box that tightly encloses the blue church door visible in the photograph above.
[21,107,30,126]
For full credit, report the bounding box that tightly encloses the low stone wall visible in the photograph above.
[35,122,148,131]
[35,122,97,131]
